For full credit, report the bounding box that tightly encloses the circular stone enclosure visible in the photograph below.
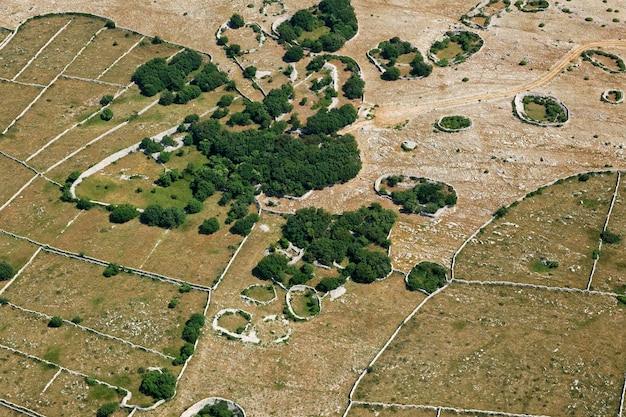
[213,308,255,342]
[240,284,277,304]
[513,92,569,127]
[429,31,484,66]
[405,261,448,294]
[436,115,473,132]
[601,89,624,104]
[285,285,321,321]
[581,50,626,74]
[180,397,246,417]
[375,175,458,216]
[217,22,266,54]
[261,0,285,16]
[517,0,549,12]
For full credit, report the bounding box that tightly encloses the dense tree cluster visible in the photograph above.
[182,313,205,344]
[109,203,139,223]
[373,37,432,80]
[306,104,357,134]
[131,49,203,96]
[342,73,364,99]
[191,62,229,93]
[139,369,177,400]
[140,205,187,229]
[406,261,447,293]
[275,204,396,284]
[277,0,357,52]
[188,116,361,197]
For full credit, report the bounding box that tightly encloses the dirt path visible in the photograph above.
[372,40,626,126]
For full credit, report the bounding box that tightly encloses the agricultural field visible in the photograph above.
[0,0,625,416]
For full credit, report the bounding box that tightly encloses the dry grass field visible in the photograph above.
[0,0,625,416]
[591,181,626,293]
[3,250,207,354]
[454,172,614,289]
[355,284,626,416]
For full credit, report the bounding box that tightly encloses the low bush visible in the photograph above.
[406,262,447,293]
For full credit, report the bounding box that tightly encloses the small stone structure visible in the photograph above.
[212,308,259,343]
[601,89,624,104]
[435,115,473,133]
[240,284,277,305]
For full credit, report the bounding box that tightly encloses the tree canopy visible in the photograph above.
[139,369,177,400]
[0,261,14,281]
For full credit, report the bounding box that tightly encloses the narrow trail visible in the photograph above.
[371,40,626,126]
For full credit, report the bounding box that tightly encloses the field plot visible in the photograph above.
[3,250,207,354]
[235,35,292,94]
[0,15,70,80]
[0,233,38,275]
[64,28,145,79]
[0,305,172,404]
[98,40,181,85]
[349,404,435,417]
[590,180,626,293]
[0,157,36,207]
[14,17,105,85]
[35,371,127,417]
[355,284,626,416]
[454,173,614,289]
[0,27,10,44]
[0,81,41,132]
[0,350,58,404]
[0,177,80,243]
[0,78,117,159]
[45,90,228,183]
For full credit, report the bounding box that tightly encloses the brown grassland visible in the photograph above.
[348,404,436,417]
[355,284,626,416]
[3,250,208,354]
[0,15,71,80]
[0,78,117,159]
[64,29,146,80]
[0,305,173,403]
[590,181,626,293]
[0,158,36,208]
[0,82,41,131]
[454,172,614,289]
[0,0,625,415]
[14,17,105,85]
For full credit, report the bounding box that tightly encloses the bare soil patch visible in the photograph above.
[356,284,626,416]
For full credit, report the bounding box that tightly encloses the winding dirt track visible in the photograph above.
[366,40,626,127]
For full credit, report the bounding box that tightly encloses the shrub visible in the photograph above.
[48,316,63,328]
[0,261,14,281]
[243,65,257,79]
[229,13,245,29]
[494,206,509,219]
[96,403,118,417]
[103,263,120,277]
[168,299,179,309]
[104,20,116,29]
[601,230,622,244]
[109,204,139,223]
[71,316,83,324]
[99,95,114,106]
[199,217,220,235]
[0,297,8,305]
[179,283,191,293]
[316,276,346,292]
[283,45,304,63]
[100,108,114,121]
[182,313,206,343]
[139,369,176,400]
[217,94,235,107]
[185,198,203,214]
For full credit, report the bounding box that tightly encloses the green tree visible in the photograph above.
[100,108,114,121]
[243,65,257,79]
[140,204,164,226]
[0,261,14,281]
[48,316,63,328]
[185,198,203,214]
[109,204,139,223]
[254,253,289,281]
[139,369,177,400]
[229,13,245,29]
[96,403,118,417]
[103,263,120,277]
[99,95,114,106]
[283,45,304,63]
[199,217,220,235]
[381,66,400,81]
[342,73,364,99]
